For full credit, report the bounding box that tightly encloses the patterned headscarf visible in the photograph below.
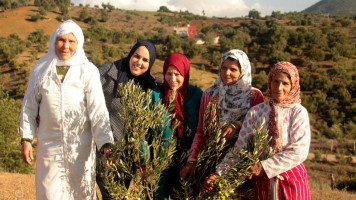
[267,61,301,152]
[163,53,190,138]
[209,49,252,124]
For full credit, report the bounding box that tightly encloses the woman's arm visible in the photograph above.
[19,67,42,165]
[215,108,257,175]
[187,91,211,161]
[85,64,114,150]
[261,106,311,178]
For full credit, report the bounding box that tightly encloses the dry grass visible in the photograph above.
[1,4,356,200]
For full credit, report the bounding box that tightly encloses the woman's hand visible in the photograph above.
[247,162,265,179]
[22,142,33,165]
[221,122,241,140]
[179,162,196,180]
[202,172,220,192]
[103,147,112,161]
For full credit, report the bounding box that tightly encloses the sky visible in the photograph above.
[71,0,321,17]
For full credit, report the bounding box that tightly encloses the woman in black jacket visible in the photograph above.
[96,40,158,200]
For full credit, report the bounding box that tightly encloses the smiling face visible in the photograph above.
[271,72,292,102]
[55,33,78,61]
[220,58,241,85]
[165,65,184,90]
[129,46,150,76]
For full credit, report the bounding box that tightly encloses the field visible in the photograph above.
[1,4,356,200]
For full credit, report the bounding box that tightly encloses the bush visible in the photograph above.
[0,92,34,173]
[325,124,343,139]
[9,59,20,70]
[313,150,322,162]
[29,13,41,22]
[309,48,326,61]
[252,70,268,92]
[55,16,62,22]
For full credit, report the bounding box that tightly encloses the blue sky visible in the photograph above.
[71,0,321,17]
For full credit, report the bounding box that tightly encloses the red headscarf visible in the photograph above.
[163,53,190,138]
[267,62,301,152]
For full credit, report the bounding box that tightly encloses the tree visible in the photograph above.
[248,9,260,19]
[202,31,216,46]
[271,11,282,19]
[0,89,33,173]
[204,50,221,67]
[100,9,109,22]
[157,5,171,12]
[252,71,268,92]
[327,30,347,48]
[182,38,202,58]
[79,7,89,22]
[314,71,332,93]
[106,2,115,11]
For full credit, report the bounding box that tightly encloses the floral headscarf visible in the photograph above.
[267,61,301,152]
[209,49,252,124]
[163,53,190,138]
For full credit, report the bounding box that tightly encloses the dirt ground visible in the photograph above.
[0,172,35,200]
[0,172,103,200]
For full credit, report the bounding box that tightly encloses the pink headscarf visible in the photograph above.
[267,62,301,152]
[163,53,190,138]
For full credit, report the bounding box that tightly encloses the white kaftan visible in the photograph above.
[19,62,114,200]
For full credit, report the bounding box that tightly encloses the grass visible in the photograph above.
[1,4,356,199]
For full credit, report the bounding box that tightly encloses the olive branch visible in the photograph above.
[176,102,272,200]
[99,80,178,200]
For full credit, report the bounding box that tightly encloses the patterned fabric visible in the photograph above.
[209,49,252,124]
[163,53,190,138]
[216,101,311,199]
[188,87,264,161]
[267,62,301,153]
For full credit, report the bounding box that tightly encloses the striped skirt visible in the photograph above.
[252,163,310,200]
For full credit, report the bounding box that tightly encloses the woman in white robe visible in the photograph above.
[19,20,114,200]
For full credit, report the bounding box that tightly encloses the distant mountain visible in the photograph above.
[303,0,356,15]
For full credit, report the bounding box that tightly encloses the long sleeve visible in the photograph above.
[19,68,42,140]
[187,91,212,161]
[85,63,114,150]
[261,106,311,178]
[216,102,311,178]
[216,106,258,175]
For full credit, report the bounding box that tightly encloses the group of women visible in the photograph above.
[20,20,311,200]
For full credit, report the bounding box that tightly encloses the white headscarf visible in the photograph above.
[24,20,88,99]
[209,49,252,124]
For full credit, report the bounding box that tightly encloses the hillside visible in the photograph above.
[303,0,356,14]
[0,4,356,199]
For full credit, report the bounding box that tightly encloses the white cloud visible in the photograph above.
[71,0,302,17]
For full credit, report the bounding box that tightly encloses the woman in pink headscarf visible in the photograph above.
[203,62,311,200]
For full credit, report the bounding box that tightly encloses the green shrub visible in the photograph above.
[0,92,34,173]
[337,176,356,192]
[313,150,322,162]
[9,59,20,70]
[29,13,41,22]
